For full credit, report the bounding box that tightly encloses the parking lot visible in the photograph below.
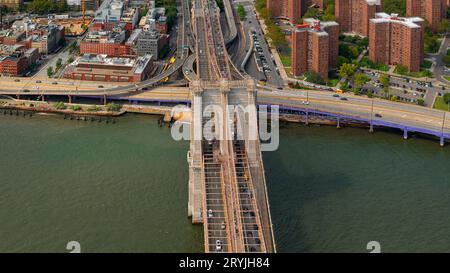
[361,70,448,105]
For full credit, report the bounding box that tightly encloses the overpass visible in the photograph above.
[187,0,276,253]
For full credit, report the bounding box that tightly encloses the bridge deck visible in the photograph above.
[189,0,275,253]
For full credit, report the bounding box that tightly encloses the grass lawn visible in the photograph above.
[434,97,450,111]
[444,76,450,81]
[406,69,433,78]
[394,66,433,78]
[359,57,390,71]
[279,49,291,67]
[327,78,340,87]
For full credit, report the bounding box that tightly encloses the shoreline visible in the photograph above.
[0,99,447,145]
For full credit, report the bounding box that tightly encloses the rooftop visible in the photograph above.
[294,19,338,36]
[371,12,424,28]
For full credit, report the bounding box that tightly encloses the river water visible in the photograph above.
[0,113,449,252]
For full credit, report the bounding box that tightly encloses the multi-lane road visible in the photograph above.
[230,0,284,88]
[0,77,127,92]
[113,87,450,136]
[257,89,450,134]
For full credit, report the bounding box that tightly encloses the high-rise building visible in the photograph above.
[335,0,382,36]
[406,0,447,32]
[291,19,339,79]
[369,13,424,72]
[266,0,325,24]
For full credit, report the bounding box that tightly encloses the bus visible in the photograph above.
[335,89,344,94]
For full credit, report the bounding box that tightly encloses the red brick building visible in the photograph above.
[266,0,325,24]
[64,54,154,82]
[406,0,447,32]
[80,29,135,57]
[291,19,339,79]
[80,42,133,57]
[369,13,424,72]
[335,0,382,36]
[0,53,28,76]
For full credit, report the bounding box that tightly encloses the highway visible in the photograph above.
[237,1,284,88]
[107,87,450,136]
[0,77,127,92]
[257,89,450,135]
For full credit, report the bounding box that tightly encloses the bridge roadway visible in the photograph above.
[187,0,276,253]
[118,87,450,138]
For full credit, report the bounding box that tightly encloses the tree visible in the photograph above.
[106,103,122,112]
[422,69,433,78]
[380,75,390,98]
[338,63,357,78]
[339,43,359,60]
[56,58,62,70]
[47,66,54,77]
[56,0,68,13]
[304,71,325,85]
[353,73,370,91]
[443,93,450,105]
[67,57,74,64]
[54,102,66,110]
[395,64,409,75]
[381,0,406,16]
[237,4,246,21]
[443,55,450,66]
[27,0,56,14]
[303,7,319,19]
[337,56,349,67]
[438,19,450,34]
[321,3,336,21]
[417,99,425,106]
[70,105,82,111]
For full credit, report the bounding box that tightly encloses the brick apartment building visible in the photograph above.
[291,19,339,79]
[266,0,325,24]
[335,0,382,36]
[369,13,424,72]
[406,0,447,32]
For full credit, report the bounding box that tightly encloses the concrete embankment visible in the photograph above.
[0,99,182,121]
[0,100,125,117]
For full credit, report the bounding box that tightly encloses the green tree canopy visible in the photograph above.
[338,63,357,78]
[443,93,450,105]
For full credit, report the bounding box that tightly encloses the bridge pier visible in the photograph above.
[336,117,341,129]
[403,128,408,140]
[305,110,309,125]
[68,95,72,104]
[440,136,445,147]
[369,123,374,133]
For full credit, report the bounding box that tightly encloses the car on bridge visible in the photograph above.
[215,240,222,251]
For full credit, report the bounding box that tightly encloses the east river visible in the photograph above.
[1,113,449,252]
